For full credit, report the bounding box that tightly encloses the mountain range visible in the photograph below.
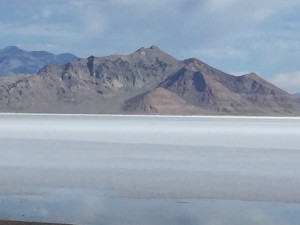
[0,45,299,115]
[0,46,77,76]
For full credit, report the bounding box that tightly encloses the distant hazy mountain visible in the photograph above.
[294,93,300,98]
[0,46,77,76]
[0,46,299,115]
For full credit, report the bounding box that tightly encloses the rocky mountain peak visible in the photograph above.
[135,47,146,52]
[242,72,260,79]
[0,46,24,54]
[132,46,174,59]
[184,58,207,72]
[150,45,160,50]
[0,46,299,115]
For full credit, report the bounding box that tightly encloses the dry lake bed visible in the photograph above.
[1,114,300,225]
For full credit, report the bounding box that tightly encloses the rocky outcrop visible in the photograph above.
[0,46,299,115]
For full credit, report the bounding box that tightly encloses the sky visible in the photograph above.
[0,0,300,93]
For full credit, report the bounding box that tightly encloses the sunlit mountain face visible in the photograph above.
[0,46,299,115]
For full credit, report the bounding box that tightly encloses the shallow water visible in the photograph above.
[1,187,300,225]
[1,114,300,224]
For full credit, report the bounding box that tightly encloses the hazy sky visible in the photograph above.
[1,0,300,92]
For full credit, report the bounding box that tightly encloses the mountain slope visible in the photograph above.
[158,59,298,114]
[0,46,299,115]
[124,87,192,114]
[0,46,78,76]
[0,46,183,113]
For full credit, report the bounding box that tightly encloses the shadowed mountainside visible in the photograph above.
[0,46,299,115]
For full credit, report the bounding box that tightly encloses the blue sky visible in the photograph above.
[1,0,300,92]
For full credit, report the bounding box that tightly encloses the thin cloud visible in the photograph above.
[17,43,60,53]
[203,0,300,21]
[0,1,107,39]
[0,0,299,83]
[0,23,76,38]
[203,0,240,13]
[270,71,300,93]
[195,47,247,60]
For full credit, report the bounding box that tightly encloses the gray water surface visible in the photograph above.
[1,114,300,224]
[1,187,300,225]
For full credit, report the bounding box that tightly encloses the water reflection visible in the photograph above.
[1,187,300,225]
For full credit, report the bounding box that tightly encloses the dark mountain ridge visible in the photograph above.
[0,46,78,76]
[0,46,299,115]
